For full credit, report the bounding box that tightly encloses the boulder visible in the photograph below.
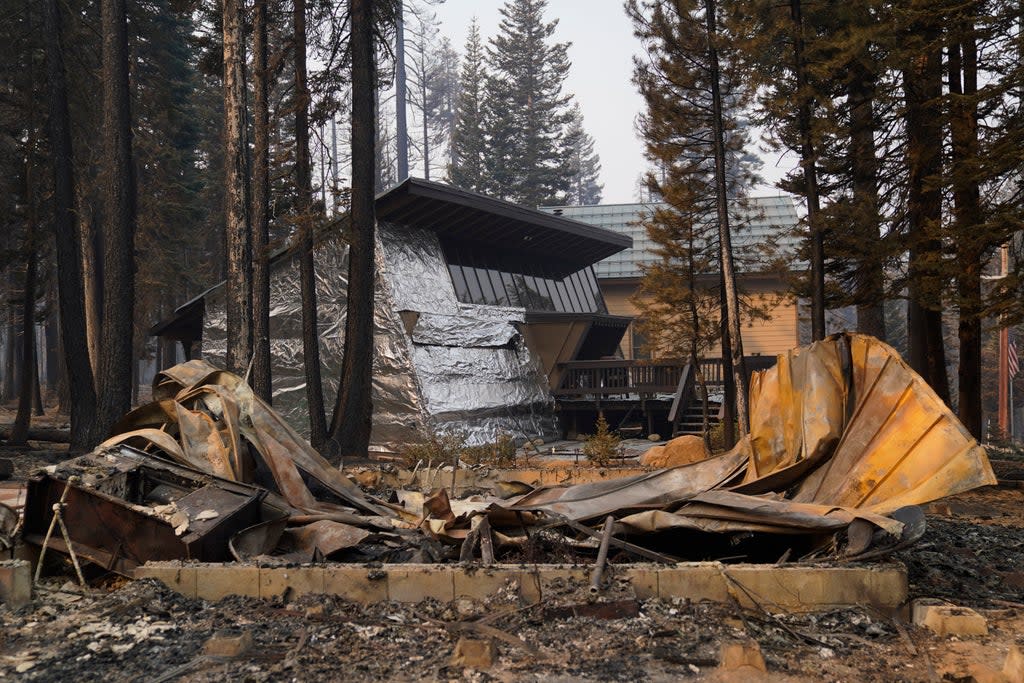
[640,434,710,468]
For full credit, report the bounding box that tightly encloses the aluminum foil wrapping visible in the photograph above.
[378,223,558,446]
[201,237,426,452]
[202,220,558,453]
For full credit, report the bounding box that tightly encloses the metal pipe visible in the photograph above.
[589,515,615,593]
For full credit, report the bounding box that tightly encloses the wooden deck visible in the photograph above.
[552,356,776,437]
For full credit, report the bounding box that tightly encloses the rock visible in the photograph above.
[647,433,661,442]
[640,435,709,468]
[450,636,496,669]
[912,600,988,636]
[203,630,253,658]
[719,639,766,672]
[304,605,326,618]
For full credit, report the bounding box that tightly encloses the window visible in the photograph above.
[442,240,608,314]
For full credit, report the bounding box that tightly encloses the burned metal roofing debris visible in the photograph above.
[13,333,996,576]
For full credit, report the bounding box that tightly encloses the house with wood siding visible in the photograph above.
[540,196,802,362]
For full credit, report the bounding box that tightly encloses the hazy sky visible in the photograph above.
[431,0,647,203]
[429,1,793,204]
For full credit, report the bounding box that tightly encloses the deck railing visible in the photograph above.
[553,356,777,400]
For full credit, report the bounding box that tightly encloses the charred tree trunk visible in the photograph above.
[95,0,137,442]
[10,151,39,446]
[294,0,327,447]
[2,302,15,402]
[719,278,735,449]
[847,58,887,341]
[790,0,825,342]
[395,3,409,181]
[903,16,950,404]
[705,0,748,434]
[44,0,97,449]
[949,19,983,438]
[81,202,102,379]
[326,0,376,462]
[223,0,253,374]
[251,0,272,403]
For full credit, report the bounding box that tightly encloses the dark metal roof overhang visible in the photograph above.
[376,178,632,277]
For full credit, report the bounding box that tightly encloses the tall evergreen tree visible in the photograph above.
[482,0,574,206]
[326,0,380,462]
[628,0,760,443]
[95,0,137,441]
[564,103,603,205]
[222,0,252,376]
[448,19,487,191]
[251,0,272,403]
[294,0,328,447]
[43,0,96,449]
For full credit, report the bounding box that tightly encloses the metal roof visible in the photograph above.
[539,196,801,279]
[376,178,632,276]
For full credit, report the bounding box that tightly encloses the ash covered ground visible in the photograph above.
[1,449,1023,681]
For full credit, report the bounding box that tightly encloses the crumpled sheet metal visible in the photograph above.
[105,359,395,519]
[507,333,996,540]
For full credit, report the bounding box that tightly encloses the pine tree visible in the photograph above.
[95,0,137,441]
[222,0,252,376]
[482,0,574,206]
[627,0,760,443]
[426,37,460,173]
[448,19,487,192]
[564,103,603,205]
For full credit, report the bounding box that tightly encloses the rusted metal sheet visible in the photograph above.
[502,334,996,552]
[22,447,288,575]
[104,359,397,520]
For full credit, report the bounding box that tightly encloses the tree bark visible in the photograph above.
[949,19,983,437]
[395,3,409,181]
[789,0,825,342]
[223,0,253,375]
[2,300,15,402]
[902,15,950,404]
[251,0,272,403]
[326,0,376,462]
[847,57,887,341]
[705,0,748,434]
[44,0,97,448]
[81,202,102,379]
[10,151,39,446]
[95,0,136,442]
[294,0,328,447]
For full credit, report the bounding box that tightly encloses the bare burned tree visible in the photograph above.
[326,0,377,462]
[43,0,97,449]
[251,0,272,403]
[223,0,253,375]
[295,0,328,447]
[95,0,137,442]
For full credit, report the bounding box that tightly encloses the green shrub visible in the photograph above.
[582,415,622,466]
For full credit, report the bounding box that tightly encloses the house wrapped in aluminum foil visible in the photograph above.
[151,179,632,453]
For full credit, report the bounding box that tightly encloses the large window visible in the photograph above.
[442,240,608,314]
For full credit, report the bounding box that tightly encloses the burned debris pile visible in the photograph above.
[13,333,996,575]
